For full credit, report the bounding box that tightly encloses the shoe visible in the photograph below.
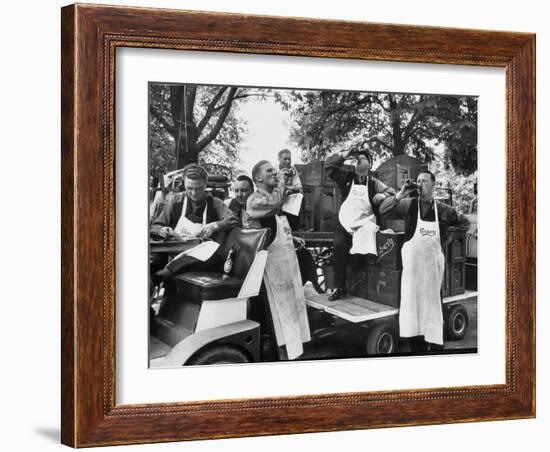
[328,287,347,301]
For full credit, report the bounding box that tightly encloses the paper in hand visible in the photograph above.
[173,241,220,262]
[282,193,303,216]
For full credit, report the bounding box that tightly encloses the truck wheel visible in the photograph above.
[187,345,250,365]
[445,304,469,341]
[366,323,399,355]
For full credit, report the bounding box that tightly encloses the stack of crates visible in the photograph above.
[349,230,467,308]
[354,231,406,308]
[441,229,467,297]
[295,160,349,232]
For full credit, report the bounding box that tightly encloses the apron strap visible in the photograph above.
[202,201,207,225]
[182,196,188,223]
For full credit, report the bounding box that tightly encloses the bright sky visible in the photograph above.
[236,96,302,174]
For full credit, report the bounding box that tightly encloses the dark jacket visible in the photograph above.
[150,192,237,234]
[380,196,471,247]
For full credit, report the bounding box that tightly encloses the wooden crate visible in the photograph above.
[447,263,466,296]
[442,230,466,297]
[300,184,340,231]
[465,259,478,291]
[366,265,402,308]
[374,231,406,270]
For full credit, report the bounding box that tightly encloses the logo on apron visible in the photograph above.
[419,227,437,237]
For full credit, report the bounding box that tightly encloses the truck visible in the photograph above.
[148,157,477,366]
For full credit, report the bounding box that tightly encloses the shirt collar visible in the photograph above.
[256,186,275,197]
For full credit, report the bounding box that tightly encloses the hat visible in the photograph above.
[182,163,208,181]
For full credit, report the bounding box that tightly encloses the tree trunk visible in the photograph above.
[170,85,201,169]
[389,96,405,156]
[177,141,200,168]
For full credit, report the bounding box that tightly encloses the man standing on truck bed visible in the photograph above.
[380,171,470,351]
[325,146,395,301]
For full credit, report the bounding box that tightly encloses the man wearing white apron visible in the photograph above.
[150,164,239,281]
[380,171,470,350]
[325,147,395,301]
[246,160,312,360]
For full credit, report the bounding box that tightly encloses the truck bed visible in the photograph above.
[305,287,477,323]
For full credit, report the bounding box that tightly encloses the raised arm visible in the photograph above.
[246,184,287,220]
[379,179,418,219]
[325,150,353,186]
[286,165,303,194]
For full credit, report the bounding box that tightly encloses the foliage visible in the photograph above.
[432,148,477,214]
[282,90,478,176]
[149,84,266,172]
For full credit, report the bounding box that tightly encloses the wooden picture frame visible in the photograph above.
[61,3,535,447]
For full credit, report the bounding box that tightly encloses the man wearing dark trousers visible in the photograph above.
[325,146,395,301]
[380,170,470,352]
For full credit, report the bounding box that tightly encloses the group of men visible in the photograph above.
[150,145,470,352]
[149,149,302,280]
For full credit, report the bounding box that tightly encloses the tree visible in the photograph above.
[437,96,478,175]
[149,84,260,170]
[281,90,477,175]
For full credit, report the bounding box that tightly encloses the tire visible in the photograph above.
[445,304,469,341]
[366,322,399,355]
[187,344,250,366]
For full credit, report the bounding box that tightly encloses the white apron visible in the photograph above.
[338,180,379,255]
[174,196,207,238]
[263,215,310,360]
[399,199,445,345]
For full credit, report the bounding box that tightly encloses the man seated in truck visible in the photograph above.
[226,174,254,228]
[325,146,395,301]
[379,170,470,351]
[150,163,239,282]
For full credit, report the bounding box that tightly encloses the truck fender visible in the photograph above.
[157,319,259,367]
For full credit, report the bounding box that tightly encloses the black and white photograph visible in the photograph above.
[147,82,478,367]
